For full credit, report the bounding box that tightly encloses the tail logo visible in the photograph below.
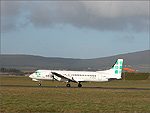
[111,59,123,75]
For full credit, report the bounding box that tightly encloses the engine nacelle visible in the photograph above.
[32,79,39,81]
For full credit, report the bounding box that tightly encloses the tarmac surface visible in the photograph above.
[1,85,149,90]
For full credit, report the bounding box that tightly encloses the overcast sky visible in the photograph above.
[1,1,149,58]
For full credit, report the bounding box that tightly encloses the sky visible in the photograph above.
[1,1,149,59]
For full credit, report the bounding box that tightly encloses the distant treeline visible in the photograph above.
[0,68,23,74]
[121,72,150,80]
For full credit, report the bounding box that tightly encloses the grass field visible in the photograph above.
[1,76,150,112]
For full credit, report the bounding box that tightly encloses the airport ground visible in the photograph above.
[1,75,150,112]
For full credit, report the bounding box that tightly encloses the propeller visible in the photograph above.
[51,75,55,82]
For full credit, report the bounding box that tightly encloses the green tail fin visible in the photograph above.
[110,59,123,79]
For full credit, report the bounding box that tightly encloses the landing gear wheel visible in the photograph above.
[39,83,41,86]
[78,83,82,87]
[66,84,71,87]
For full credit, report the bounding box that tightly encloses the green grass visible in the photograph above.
[1,76,150,112]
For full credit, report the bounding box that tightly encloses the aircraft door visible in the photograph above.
[101,74,108,81]
[98,74,102,80]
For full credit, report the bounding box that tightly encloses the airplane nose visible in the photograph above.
[29,74,33,78]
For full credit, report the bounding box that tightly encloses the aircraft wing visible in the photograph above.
[51,72,77,83]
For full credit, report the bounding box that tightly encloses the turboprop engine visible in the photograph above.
[32,79,39,81]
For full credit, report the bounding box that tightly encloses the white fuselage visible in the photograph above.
[52,70,110,82]
[29,59,123,87]
[29,70,111,82]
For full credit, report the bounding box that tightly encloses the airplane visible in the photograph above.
[29,59,123,87]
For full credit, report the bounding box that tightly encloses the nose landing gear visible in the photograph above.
[38,81,42,86]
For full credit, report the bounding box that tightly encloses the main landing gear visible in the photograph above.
[78,83,82,87]
[66,82,82,87]
[66,83,71,87]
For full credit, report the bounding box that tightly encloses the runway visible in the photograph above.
[1,85,149,91]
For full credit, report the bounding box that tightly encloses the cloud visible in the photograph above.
[1,1,149,32]
[53,1,149,32]
[1,1,31,32]
[27,2,54,27]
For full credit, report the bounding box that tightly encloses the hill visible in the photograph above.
[0,50,149,72]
